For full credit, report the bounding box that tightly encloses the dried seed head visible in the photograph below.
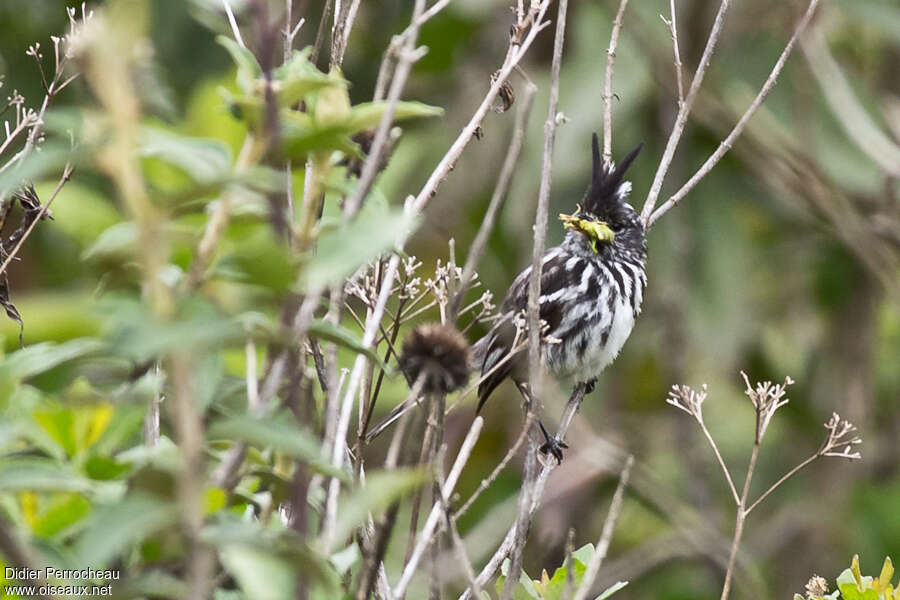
[399,323,471,394]
[805,575,828,598]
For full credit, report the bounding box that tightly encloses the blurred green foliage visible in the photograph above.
[0,0,897,599]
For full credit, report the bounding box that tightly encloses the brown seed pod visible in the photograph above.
[399,323,472,394]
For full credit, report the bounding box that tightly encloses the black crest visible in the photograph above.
[583,133,642,215]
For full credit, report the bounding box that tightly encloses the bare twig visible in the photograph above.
[459,384,588,600]
[410,1,551,215]
[330,0,361,68]
[222,0,246,49]
[640,0,731,225]
[666,384,740,505]
[602,0,631,165]
[448,80,537,321]
[453,413,534,519]
[393,417,484,598]
[646,0,821,228]
[527,0,568,397]
[660,0,684,108]
[571,455,634,600]
[321,255,401,550]
[342,0,427,219]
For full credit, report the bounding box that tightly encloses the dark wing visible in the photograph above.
[474,248,574,411]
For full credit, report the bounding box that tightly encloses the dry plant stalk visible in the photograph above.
[667,372,862,600]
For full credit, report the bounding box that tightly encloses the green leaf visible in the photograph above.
[84,455,131,480]
[74,494,178,567]
[280,111,361,159]
[330,468,425,552]
[100,296,244,362]
[595,581,628,600]
[497,558,540,599]
[0,458,92,493]
[220,225,297,292]
[343,101,444,133]
[81,222,137,261]
[330,544,359,575]
[220,544,295,600]
[307,319,389,371]
[272,48,340,107]
[0,339,102,393]
[31,493,91,538]
[207,415,345,480]
[300,203,417,291]
[140,127,233,184]
[217,35,262,93]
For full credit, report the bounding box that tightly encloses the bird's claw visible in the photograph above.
[539,436,569,464]
[538,420,569,464]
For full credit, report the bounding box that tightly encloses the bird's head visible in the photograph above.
[559,134,643,256]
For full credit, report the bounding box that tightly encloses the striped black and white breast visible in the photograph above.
[539,241,647,383]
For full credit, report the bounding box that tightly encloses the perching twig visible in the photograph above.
[602,0,631,166]
[459,384,588,600]
[646,0,822,228]
[506,2,569,597]
[571,455,634,600]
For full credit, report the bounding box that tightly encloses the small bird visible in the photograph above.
[472,134,646,461]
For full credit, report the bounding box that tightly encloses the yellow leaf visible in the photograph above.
[84,404,114,448]
[20,492,39,529]
[852,554,863,590]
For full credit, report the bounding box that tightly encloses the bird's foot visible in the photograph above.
[538,421,569,464]
[583,379,597,395]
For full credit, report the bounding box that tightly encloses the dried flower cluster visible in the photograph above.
[820,412,863,460]
[666,382,708,420]
[741,371,794,441]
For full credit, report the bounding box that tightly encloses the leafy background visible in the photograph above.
[0,0,898,599]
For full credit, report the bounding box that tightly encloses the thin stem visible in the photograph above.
[647,0,822,228]
[342,0,427,219]
[602,0,631,165]
[458,384,588,600]
[572,455,634,600]
[698,417,740,506]
[745,452,818,515]
[410,1,551,215]
[663,0,684,108]
[640,0,731,225]
[393,417,485,598]
[453,412,534,519]
[222,0,246,48]
[448,80,537,321]
[720,439,760,600]
[321,255,400,551]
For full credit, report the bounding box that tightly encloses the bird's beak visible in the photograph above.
[558,212,614,253]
